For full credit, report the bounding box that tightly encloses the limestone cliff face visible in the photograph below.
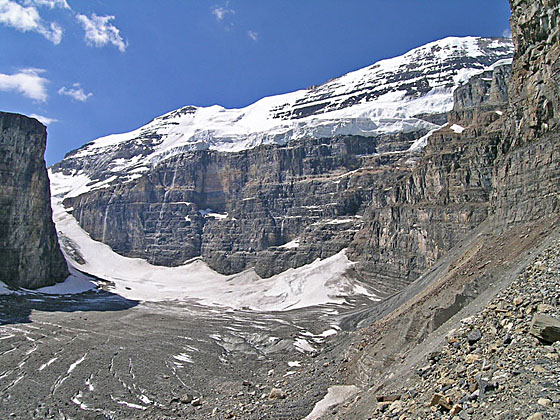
[0,112,68,289]
[346,65,512,295]
[62,134,413,278]
[491,0,560,226]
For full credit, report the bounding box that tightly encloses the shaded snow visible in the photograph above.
[0,281,14,295]
[34,267,97,295]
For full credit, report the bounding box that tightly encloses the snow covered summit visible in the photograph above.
[53,36,513,199]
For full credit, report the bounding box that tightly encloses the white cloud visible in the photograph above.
[211,4,235,22]
[502,28,512,39]
[0,68,49,102]
[23,0,70,9]
[76,13,127,52]
[0,0,63,44]
[58,82,92,102]
[248,30,258,41]
[30,113,57,125]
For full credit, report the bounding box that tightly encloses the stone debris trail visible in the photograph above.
[372,238,560,419]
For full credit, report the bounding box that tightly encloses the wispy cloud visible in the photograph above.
[58,82,92,102]
[248,30,258,41]
[0,68,49,102]
[0,0,63,44]
[211,3,235,22]
[23,0,70,9]
[502,28,512,39]
[76,13,127,52]
[30,113,57,125]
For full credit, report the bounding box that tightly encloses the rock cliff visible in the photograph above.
[0,112,68,289]
[313,0,560,416]
[346,63,512,295]
[491,0,560,227]
[51,37,513,295]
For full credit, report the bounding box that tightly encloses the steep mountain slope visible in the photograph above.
[0,112,68,289]
[302,0,560,417]
[50,36,513,295]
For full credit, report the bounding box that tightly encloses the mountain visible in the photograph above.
[50,36,514,297]
[0,112,68,289]
[53,37,512,193]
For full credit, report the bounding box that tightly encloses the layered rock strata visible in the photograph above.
[0,112,68,289]
[491,0,560,227]
[54,41,516,296]
[347,64,512,295]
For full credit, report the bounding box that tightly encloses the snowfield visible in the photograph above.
[41,171,379,311]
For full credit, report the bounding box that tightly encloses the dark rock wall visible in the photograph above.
[65,135,398,276]
[506,0,560,144]
[491,0,560,226]
[347,65,511,296]
[0,112,68,289]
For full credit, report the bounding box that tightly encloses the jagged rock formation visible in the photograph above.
[347,63,512,295]
[491,0,560,227]
[0,112,68,289]
[51,37,513,295]
[315,0,560,417]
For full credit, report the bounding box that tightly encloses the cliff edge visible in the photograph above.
[0,112,68,289]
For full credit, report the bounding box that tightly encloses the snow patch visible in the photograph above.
[294,338,316,353]
[34,267,97,295]
[450,124,465,134]
[49,171,377,311]
[68,353,87,374]
[279,239,300,249]
[303,385,359,420]
[199,208,228,219]
[173,353,194,364]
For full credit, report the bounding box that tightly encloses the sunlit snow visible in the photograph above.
[48,171,378,311]
[56,37,513,199]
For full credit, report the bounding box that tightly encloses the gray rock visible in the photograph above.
[0,112,68,289]
[467,329,483,345]
[530,314,560,343]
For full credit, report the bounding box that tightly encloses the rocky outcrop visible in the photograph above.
[347,64,512,296]
[323,0,560,417]
[62,134,411,278]
[0,112,68,289]
[491,0,560,227]
[506,0,560,145]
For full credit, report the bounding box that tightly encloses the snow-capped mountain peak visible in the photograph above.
[53,36,513,199]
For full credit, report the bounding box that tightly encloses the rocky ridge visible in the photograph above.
[51,37,514,296]
[306,0,560,418]
[0,112,68,289]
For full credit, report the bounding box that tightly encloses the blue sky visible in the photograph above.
[0,0,512,165]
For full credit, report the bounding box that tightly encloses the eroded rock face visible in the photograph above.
[506,0,560,145]
[63,134,410,278]
[0,112,68,289]
[347,65,512,295]
[491,0,560,227]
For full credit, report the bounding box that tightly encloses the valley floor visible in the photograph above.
[0,289,371,419]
